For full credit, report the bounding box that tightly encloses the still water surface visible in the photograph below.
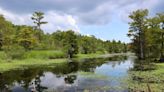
[0,56,135,92]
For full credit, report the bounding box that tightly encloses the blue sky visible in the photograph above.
[0,0,163,43]
[80,15,130,42]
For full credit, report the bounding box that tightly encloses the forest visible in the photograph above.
[0,11,128,61]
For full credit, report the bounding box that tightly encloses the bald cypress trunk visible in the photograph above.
[160,23,164,58]
[139,29,145,60]
[161,32,164,58]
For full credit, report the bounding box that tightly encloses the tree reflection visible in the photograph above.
[0,73,11,92]
[30,75,47,92]
[64,75,77,84]
[0,56,128,92]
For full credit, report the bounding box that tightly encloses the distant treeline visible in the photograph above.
[0,12,128,59]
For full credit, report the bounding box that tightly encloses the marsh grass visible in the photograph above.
[0,50,66,60]
[0,58,66,72]
[0,50,103,72]
[0,51,6,60]
[75,53,101,59]
[128,63,164,92]
[24,50,66,59]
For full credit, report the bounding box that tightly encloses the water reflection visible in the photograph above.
[0,55,133,92]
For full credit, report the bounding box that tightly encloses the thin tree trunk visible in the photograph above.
[161,32,164,58]
[139,29,145,60]
[140,40,144,59]
[161,24,164,58]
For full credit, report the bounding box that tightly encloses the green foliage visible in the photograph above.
[0,15,15,50]
[62,30,78,55]
[0,58,66,72]
[3,44,26,60]
[31,11,47,30]
[128,9,148,59]
[0,11,128,61]
[51,30,79,58]
[105,40,127,53]
[75,53,101,59]
[0,51,6,60]
[78,35,96,54]
[31,11,47,43]
[24,50,65,59]
[17,26,37,50]
[128,9,164,59]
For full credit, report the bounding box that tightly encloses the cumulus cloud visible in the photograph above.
[42,11,80,33]
[0,8,32,25]
[0,8,80,33]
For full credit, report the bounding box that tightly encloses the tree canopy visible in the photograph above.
[128,9,164,59]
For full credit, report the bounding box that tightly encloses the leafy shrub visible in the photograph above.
[0,51,6,60]
[24,50,66,59]
[3,44,26,60]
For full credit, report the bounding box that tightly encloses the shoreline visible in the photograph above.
[0,53,130,72]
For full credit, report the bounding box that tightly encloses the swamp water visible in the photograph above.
[0,56,135,92]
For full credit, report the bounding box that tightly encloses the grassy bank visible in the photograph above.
[128,63,164,92]
[0,50,66,60]
[75,53,102,59]
[0,50,129,72]
[75,53,133,59]
[0,58,66,72]
[0,51,103,72]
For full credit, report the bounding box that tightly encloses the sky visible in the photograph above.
[0,0,163,43]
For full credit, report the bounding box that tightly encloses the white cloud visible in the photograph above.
[42,11,80,33]
[117,0,162,23]
[0,8,32,25]
[0,8,80,33]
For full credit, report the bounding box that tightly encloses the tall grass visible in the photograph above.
[0,50,103,72]
[0,50,66,60]
[24,50,66,59]
[0,50,67,72]
[0,58,66,72]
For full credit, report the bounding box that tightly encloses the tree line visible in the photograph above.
[0,12,128,59]
[128,9,164,60]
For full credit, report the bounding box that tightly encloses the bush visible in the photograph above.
[0,51,6,60]
[24,50,66,59]
[3,44,26,60]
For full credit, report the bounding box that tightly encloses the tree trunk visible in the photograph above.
[161,24,164,58]
[139,30,145,60]
[161,32,164,58]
